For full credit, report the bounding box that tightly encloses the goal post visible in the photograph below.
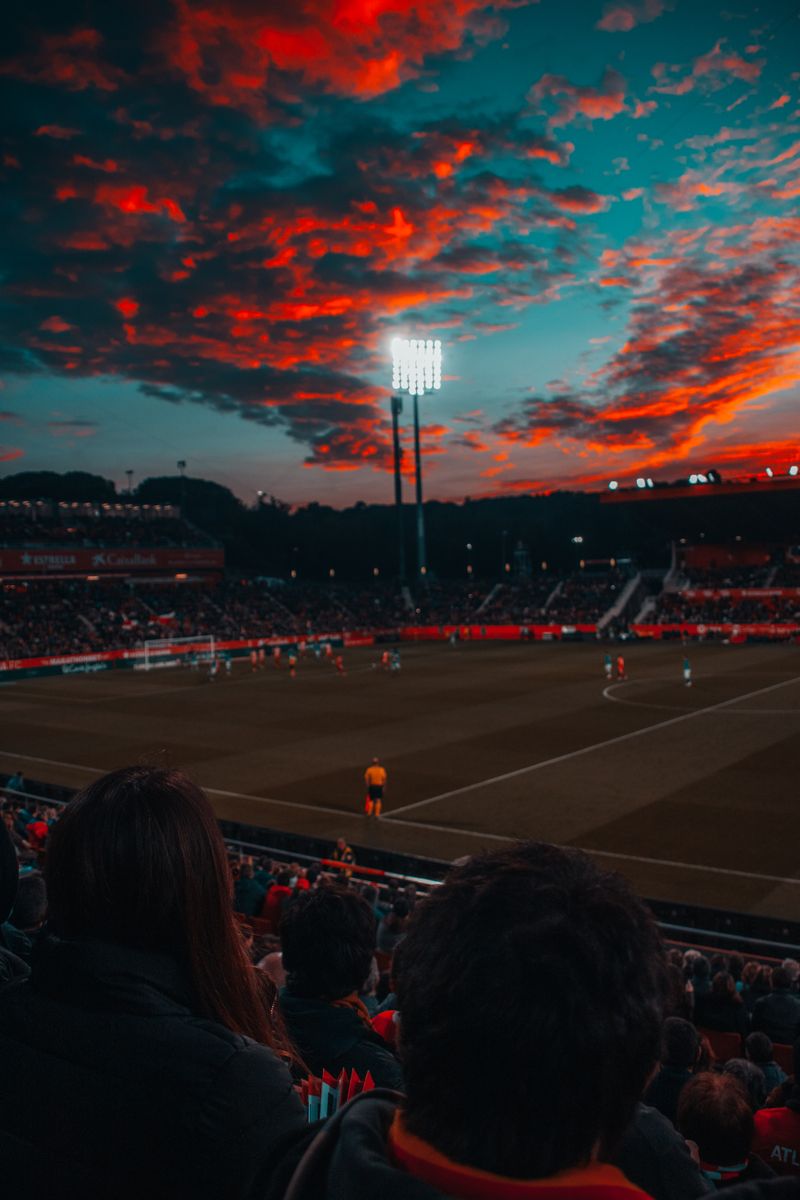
[141,635,216,671]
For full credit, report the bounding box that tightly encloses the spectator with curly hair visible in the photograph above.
[677,1073,774,1188]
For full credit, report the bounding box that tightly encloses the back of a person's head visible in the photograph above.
[712,970,738,1000]
[46,765,277,1046]
[772,966,790,990]
[276,870,292,888]
[745,1031,773,1064]
[677,1073,753,1167]
[396,841,666,1179]
[693,955,711,980]
[781,958,799,985]
[280,886,375,1000]
[723,1058,767,1111]
[9,870,47,931]
[662,1016,700,1069]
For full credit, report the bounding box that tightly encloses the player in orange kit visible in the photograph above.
[334,653,345,676]
[616,654,626,681]
[364,757,387,817]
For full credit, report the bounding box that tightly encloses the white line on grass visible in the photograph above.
[2,748,799,888]
[386,672,800,818]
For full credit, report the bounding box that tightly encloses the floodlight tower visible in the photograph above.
[390,395,406,581]
[391,337,442,579]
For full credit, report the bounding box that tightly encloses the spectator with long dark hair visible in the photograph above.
[695,971,748,1038]
[0,765,306,1200]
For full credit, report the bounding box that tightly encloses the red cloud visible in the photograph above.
[94,184,186,223]
[35,125,80,139]
[528,67,627,128]
[158,0,520,117]
[1,27,127,91]
[652,39,764,96]
[0,448,24,463]
[597,0,667,33]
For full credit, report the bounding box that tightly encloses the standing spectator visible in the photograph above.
[260,870,293,930]
[746,1033,788,1097]
[376,898,409,955]
[331,836,355,879]
[0,813,29,985]
[4,769,25,797]
[752,1041,800,1178]
[743,964,774,1019]
[752,968,800,1047]
[279,887,402,1088]
[234,860,267,917]
[645,1018,702,1126]
[695,972,748,1038]
[678,1074,774,1187]
[0,766,306,1200]
[692,956,713,998]
[2,809,33,862]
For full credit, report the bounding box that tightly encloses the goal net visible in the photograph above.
[141,635,217,671]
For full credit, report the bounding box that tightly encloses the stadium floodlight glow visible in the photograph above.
[391,337,442,395]
[689,474,698,484]
[697,473,708,484]
[608,480,618,490]
[646,478,654,488]
[765,466,774,477]
[636,477,646,488]
[789,465,799,476]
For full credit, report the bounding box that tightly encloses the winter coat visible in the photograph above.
[280,989,403,1089]
[0,935,307,1200]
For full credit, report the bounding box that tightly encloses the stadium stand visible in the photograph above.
[0,499,213,548]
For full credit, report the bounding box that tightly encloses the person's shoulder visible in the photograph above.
[722,1180,800,1200]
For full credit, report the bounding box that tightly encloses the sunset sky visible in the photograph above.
[1,0,799,504]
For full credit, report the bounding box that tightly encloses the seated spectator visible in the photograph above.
[752,1040,800,1177]
[261,869,293,929]
[359,954,381,1016]
[645,1018,702,1127]
[2,808,34,862]
[234,859,267,917]
[695,972,748,1038]
[279,886,402,1089]
[25,807,50,854]
[0,765,307,1200]
[746,1033,788,1096]
[743,965,774,1018]
[724,1059,768,1112]
[1,869,47,964]
[692,955,713,997]
[0,815,29,985]
[281,842,668,1198]
[376,897,409,955]
[664,961,694,1021]
[752,968,800,1047]
[677,1073,774,1187]
[781,961,799,990]
[614,1103,712,1200]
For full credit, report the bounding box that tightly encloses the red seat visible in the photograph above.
[773,1043,795,1075]
[698,1027,742,1064]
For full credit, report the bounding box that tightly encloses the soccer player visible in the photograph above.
[249,647,258,672]
[390,649,401,673]
[683,655,692,688]
[272,645,282,668]
[603,652,613,680]
[258,644,266,670]
[207,656,219,683]
[380,649,391,671]
[224,652,232,677]
[616,654,626,681]
[288,652,297,678]
[364,757,387,817]
[334,653,345,676]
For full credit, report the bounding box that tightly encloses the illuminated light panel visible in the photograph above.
[391,337,442,395]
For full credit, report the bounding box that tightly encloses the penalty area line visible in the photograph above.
[386,672,800,818]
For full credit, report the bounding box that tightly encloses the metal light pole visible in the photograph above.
[391,337,442,580]
[390,395,406,581]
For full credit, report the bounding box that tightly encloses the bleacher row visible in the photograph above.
[2,767,799,1199]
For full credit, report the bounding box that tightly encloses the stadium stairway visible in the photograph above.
[597,572,641,631]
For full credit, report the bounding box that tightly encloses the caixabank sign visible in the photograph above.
[0,547,225,574]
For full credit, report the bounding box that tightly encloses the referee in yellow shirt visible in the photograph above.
[364,757,387,817]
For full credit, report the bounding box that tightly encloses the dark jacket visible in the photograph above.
[751,991,800,1047]
[0,936,307,1200]
[694,992,748,1038]
[721,1183,800,1200]
[280,990,403,1089]
[614,1103,712,1200]
[644,1066,694,1127]
[234,875,267,917]
[0,818,29,986]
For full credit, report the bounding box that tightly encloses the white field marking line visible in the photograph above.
[358,814,800,887]
[0,747,361,820]
[386,672,800,818]
[3,747,799,887]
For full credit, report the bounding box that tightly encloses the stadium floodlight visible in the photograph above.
[646,478,654,488]
[391,337,442,395]
[765,466,774,477]
[789,465,799,476]
[636,477,646,488]
[697,473,708,484]
[608,480,619,490]
[689,474,698,484]
[390,336,444,579]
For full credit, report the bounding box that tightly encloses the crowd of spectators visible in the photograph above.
[547,568,629,626]
[0,503,208,549]
[2,765,799,1198]
[680,566,773,589]
[653,594,800,627]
